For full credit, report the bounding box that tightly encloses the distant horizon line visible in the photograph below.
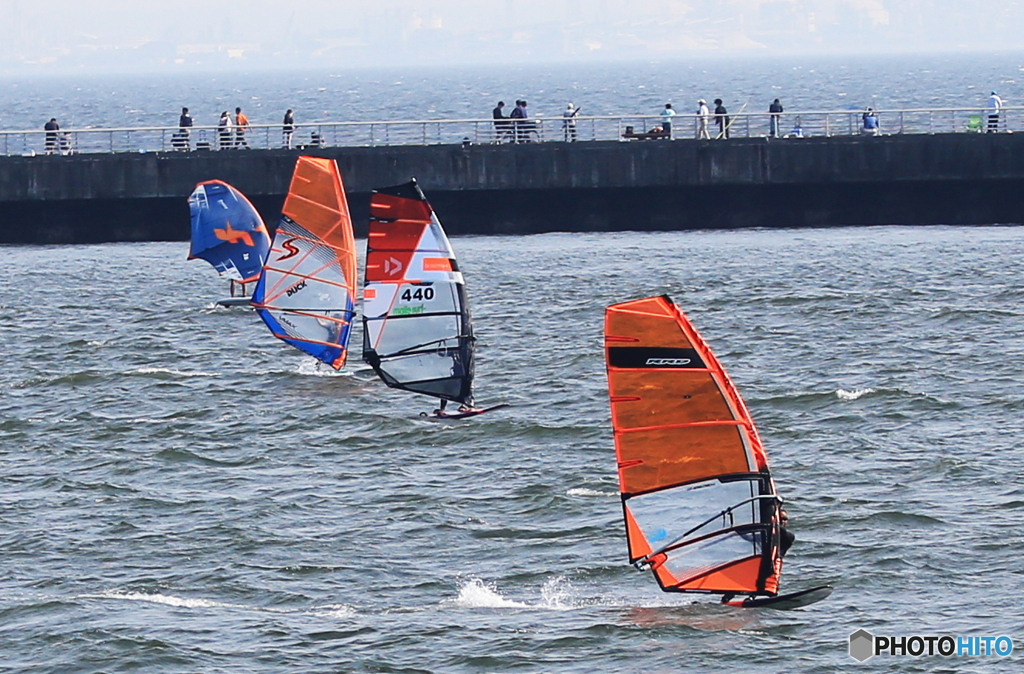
[2,48,1024,79]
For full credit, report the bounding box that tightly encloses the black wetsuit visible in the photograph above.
[780,525,795,558]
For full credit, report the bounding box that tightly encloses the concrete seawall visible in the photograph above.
[2,133,1024,243]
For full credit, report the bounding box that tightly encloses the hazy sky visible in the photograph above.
[1,0,1023,74]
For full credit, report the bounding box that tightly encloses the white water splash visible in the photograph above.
[538,576,576,610]
[296,359,352,377]
[308,603,358,618]
[82,591,234,609]
[447,578,528,609]
[837,388,874,400]
[567,487,616,498]
[131,367,218,378]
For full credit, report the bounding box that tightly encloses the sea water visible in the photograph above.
[2,225,1024,671]
[2,52,1024,131]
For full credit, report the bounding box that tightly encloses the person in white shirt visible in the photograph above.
[696,99,711,139]
[563,103,579,142]
[988,91,1003,133]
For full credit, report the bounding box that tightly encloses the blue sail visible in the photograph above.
[188,180,271,283]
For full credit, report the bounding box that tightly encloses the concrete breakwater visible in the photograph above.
[2,133,1024,244]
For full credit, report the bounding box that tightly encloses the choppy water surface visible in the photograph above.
[3,52,1024,131]
[2,226,1024,672]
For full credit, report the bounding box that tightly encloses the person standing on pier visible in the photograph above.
[714,99,729,139]
[769,99,783,138]
[235,107,250,148]
[218,111,233,149]
[493,101,511,143]
[283,109,295,149]
[563,103,579,141]
[44,118,60,154]
[988,91,1003,133]
[696,100,711,139]
[510,100,527,143]
[177,107,193,151]
[660,103,675,139]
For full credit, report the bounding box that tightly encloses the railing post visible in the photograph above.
[826,114,831,137]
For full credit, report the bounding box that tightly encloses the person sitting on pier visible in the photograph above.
[44,118,60,154]
[862,108,880,136]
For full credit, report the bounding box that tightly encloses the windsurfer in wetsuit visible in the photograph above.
[779,509,795,558]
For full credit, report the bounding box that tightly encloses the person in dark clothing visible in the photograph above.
[779,509,795,557]
[509,99,528,142]
[44,118,59,154]
[282,109,295,149]
[492,101,511,142]
[714,99,729,139]
[769,99,783,138]
[175,107,193,150]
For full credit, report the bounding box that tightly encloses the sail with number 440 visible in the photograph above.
[361,180,474,405]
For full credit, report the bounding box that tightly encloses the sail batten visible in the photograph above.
[252,157,357,370]
[605,295,783,597]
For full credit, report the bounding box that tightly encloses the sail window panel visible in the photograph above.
[380,352,461,386]
[626,478,758,556]
[271,276,352,311]
[266,308,351,345]
[421,221,457,257]
[402,377,464,399]
[660,530,762,585]
[363,282,398,318]
[616,425,753,495]
[607,310,693,349]
[373,315,461,356]
[610,370,734,429]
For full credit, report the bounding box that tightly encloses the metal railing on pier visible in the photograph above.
[1,107,1017,157]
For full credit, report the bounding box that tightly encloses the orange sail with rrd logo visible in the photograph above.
[604,295,784,598]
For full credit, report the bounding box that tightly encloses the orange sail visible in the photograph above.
[604,295,783,596]
[252,157,358,369]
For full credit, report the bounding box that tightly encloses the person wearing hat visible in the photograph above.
[696,99,711,139]
[988,90,1003,133]
[562,103,579,142]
